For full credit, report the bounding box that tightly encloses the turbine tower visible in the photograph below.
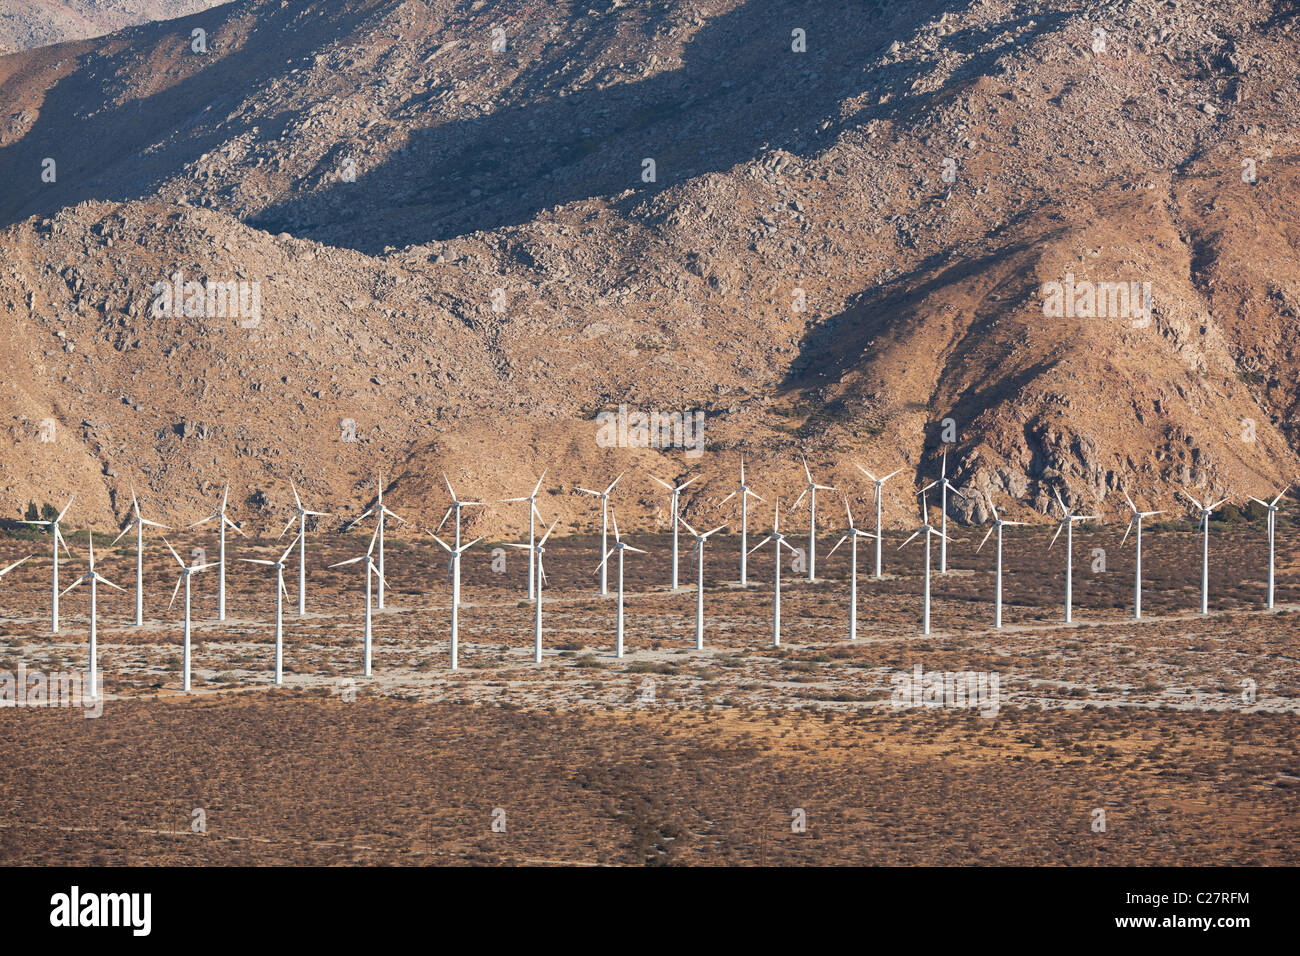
[346,473,405,610]
[921,451,965,574]
[240,537,299,685]
[792,458,834,582]
[190,482,246,622]
[1121,490,1164,620]
[977,495,1025,629]
[507,519,559,662]
[500,470,546,600]
[828,498,876,641]
[1247,486,1290,609]
[854,464,901,579]
[21,495,74,633]
[429,530,481,670]
[680,518,726,650]
[110,484,170,627]
[61,532,123,699]
[594,511,647,658]
[898,491,949,635]
[163,539,213,692]
[648,473,698,590]
[329,526,386,676]
[1049,489,1096,624]
[719,456,764,586]
[279,481,330,616]
[1179,488,1228,615]
[749,499,799,646]
[576,472,625,595]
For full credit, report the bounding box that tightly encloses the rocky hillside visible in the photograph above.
[0,0,1297,538]
[0,1,229,54]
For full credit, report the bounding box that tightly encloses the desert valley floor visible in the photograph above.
[1,524,1297,865]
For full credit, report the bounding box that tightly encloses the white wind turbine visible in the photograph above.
[278,481,330,616]
[898,492,949,635]
[1178,488,1229,615]
[240,537,299,685]
[429,530,481,670]
[594,511,647,658]
[346,473,405,609]
[500,470,546,600]
[854,464,901,578]
[791,458,834,582]
[189,482,246,621]
[748,499,799,646]
[976,495,1025,629]
[577,472,625,595]
[329,527,386,676]
[1049,489,1097,624]
[827,498,876,641]
[110,484,170,627]
[1121,490,1164,620]
[648,473,698,590]
[680,518,727,650]
[162,538,214,692]
[921,451,965,574]
[61,532,124,699]
[719,456,764,587]
[506,518,559,662]
[1247,485,1290,609]
[21,495,74,633]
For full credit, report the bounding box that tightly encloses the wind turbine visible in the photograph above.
[328,527,386,676]
[1178,488,1229,615]
[897,492,948,635]
[506,519,559,662]
[854,464,901,578]
[21,495,74,633]
[680,518,727,650]
[921,451,965,573]
[976,495,1025,629]
[109,484,170,627]
[827,498,876,641]
[1121,490,1164,620]
[1049,489,1097,624]
[594,511,647,658]
[345,473,405,609]
[428,531,481,670]
[648,473,698,590]
[162,538,214,692]
[189,482,246,621]
[500,470,546,600]
[278,481,330,616]
[1247,486,1290,609]
[791,458,834,582]
[719,457,764,586]
[577,472,625,595]
[60,532,124,699]
[240,537,299,685]
[748,499,799,646]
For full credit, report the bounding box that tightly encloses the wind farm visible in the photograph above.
[1,0,1299,878]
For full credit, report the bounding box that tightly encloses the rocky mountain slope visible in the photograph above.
[0,1,229,54]
[0,0,1297,538]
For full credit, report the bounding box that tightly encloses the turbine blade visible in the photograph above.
[827,535,847,557]
[1121,518,1134,546]
[280,537,299,563]
[678,517,699,538]
[95,573,127,592]
[898,529,921,550]
[648,475,673,491]
[168,575,183,610]
[57,495,76,524]
[748,535,773,554]
[240,559,276,566]
[538,519,560,546]
[532,470,547,497]
[226,516,250,538]
[854,463,878,482]
[60,575,86,597]
[0,554,34,577]
[290,480,303,510]
[605,471,625,495]
[976,526,995,553]
[427,533,452,552]
[719,489,739,506]
[188,513,219,530]
[163,537,186,568]
[110,520,136,547]
[677,475,700,492]
[278,514,298,539]
[329,556,366,568]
